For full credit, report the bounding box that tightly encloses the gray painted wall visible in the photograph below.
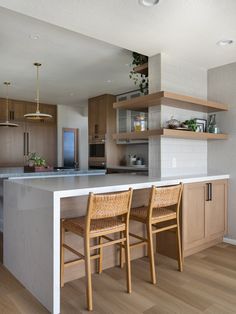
[208,62,236,240]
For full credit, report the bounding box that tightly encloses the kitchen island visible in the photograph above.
[0,167,105,232]
[3,173,229,313]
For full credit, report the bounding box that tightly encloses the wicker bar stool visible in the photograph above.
[121,184,183,285]
[60,188,133,311]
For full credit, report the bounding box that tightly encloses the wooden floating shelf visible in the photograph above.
[113,129,162,140]
[113,129,228,141]
[162,129,228,140]
[133,63,148,76]
[113,91,228,113]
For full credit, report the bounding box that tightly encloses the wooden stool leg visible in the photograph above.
[125,228,131,293]
[176,224,183,272]
[60,221,65,288]
[84,236,93,311]
[147,223,156,284]
[120,231,124,268]
[98,236,103,274]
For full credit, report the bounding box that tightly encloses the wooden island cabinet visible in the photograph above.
[157,179,228,258]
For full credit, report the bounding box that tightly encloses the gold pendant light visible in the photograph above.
[0,82,19,127]
[24,62,52,120]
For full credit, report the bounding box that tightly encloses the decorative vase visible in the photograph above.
[208,114,219,133]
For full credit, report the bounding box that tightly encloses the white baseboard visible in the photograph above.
[223,237,236,246]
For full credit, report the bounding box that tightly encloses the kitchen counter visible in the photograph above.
[8,172,229,194]
[0,167,105,178]
[3,172,229,313]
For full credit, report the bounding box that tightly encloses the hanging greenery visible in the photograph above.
[129,52,149,94]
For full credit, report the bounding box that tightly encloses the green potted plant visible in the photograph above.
[25,152,52,172]
[129,52,149,94]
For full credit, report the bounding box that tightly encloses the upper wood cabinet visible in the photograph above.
[88,95,107,135]
[88,94,124,167]
[0,98,57,123]
[0,98,57,167]
[182,179,228,257]
[0,98,25,121]
[25,102,57,124]
[8,100,26,121]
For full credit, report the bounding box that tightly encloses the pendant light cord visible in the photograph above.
[36,64,40,113]
[4,82,10,122]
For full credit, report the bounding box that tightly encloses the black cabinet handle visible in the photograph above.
[23,132,26,156]
[9,111,14,120]
[209,183,212,201]
[27,133,29,155]
[206,183,213,201]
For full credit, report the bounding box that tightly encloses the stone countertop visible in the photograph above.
[0,167,105,179]
[107,165,148,171]
[7,172,230,196]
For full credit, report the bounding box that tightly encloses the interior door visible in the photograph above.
[62,128,79,168]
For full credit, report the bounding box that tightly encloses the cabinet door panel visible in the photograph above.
[97,98,106,135]
[205,180,227,238]
[0,99,7,121]
[0,125,24,166]
[26,123,57,166]
[183,183,206,249]
[9,100,26,121]
[88,99,98,135]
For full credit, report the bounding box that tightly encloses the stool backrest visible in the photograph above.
[87,188,133,220]
[148,184,183,219]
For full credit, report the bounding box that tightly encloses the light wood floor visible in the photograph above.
[1,236,236,313]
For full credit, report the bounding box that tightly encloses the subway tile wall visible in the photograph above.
[161,138,207,177]
[148,104,208,177]
[161,105,208,177]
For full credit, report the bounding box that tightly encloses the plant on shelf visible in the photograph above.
[27,152,46,167]
[183,119,198,132]
[129,52,149,94]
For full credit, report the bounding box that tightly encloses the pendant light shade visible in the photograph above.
[24,62,52,120]
[0,82,19,127]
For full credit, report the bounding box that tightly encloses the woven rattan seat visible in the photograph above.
[130,206,177,222]
[124,184,183,285]
[61,189,133,311]
[64,216,125,237]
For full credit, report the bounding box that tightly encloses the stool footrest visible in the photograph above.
[90,237,126,250]
[152,224,178,234]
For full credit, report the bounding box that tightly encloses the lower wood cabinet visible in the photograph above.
[156,179,228,258]
[182,179,228,257]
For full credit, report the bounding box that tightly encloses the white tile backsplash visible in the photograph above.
[161,138,207,177]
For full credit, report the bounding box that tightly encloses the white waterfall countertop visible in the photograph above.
[8,172,230,196]
[4,171,229,314]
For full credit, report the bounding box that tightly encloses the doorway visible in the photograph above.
[62,128,79,168]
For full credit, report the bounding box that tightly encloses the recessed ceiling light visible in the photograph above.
[29,34,40,40]
[139,0,160,7]
[217,39,234,46]
[106,79,112,84]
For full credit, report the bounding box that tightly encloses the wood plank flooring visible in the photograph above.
[1,236,236,313]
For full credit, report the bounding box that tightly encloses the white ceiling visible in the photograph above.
[0,7,134,105]
[0,0,236,70]
[0,1,236,105]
